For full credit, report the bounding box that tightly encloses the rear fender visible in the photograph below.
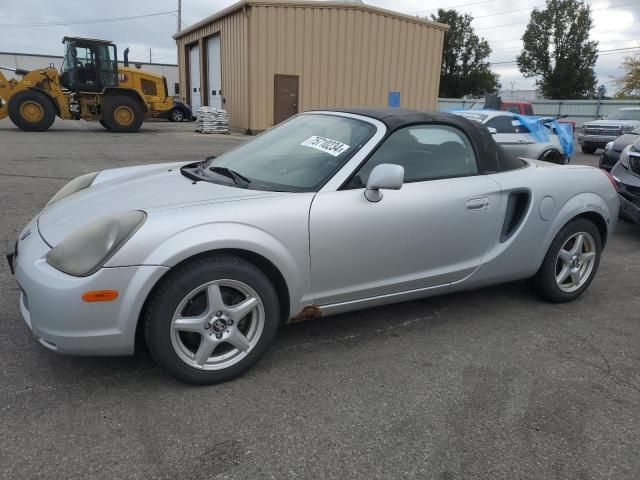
[103,87,148,112]
[542,191,614,255]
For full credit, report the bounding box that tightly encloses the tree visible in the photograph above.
[430,9,500,98]
[596,84,607,99]
[517,0,598,99]
[614,55,640,97]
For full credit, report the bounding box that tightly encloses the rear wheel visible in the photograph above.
[529,218,601,302]
[8,90,56,132]
[169,108,185,122]
[144,254,280,384]
[539,149,565,164]
[101,95,144,133]
[581,144,597,154]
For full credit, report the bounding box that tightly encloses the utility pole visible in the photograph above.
[178,0,182,31]
[149,48,152,63]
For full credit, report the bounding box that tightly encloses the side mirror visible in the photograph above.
[487,127,497,134]
[365,163,404,202]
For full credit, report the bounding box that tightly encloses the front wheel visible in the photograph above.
[581,144,597,154]
[144,255,280,384]
[7,90,56,132]
[529,218,602,302]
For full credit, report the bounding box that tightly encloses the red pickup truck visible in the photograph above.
[501,101,576,133]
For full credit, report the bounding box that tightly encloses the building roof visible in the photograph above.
[173,0,449,39]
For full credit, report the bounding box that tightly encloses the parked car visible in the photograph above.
[453,110,570,164]
[599,127,640,171]
[7,108,618,384]
[580,107,640,154]
[157,100,192,122]
[611,138,640,224]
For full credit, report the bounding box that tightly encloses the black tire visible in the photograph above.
[7,90,56,132]
[539,149,565,164]
[529,218,602,303]
[581,144,597,154]
[98,119,108,129]
[101,95,144,133]
[144,254,280,384]
[169,108,185,122]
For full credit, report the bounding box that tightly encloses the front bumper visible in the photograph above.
[612,163,640,225]
[579,134,618,148]
[11,219,168,355]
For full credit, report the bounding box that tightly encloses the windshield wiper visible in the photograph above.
[209,166,251,187]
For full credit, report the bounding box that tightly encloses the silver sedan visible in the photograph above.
[454,110,570,164]
[8,108,618,384]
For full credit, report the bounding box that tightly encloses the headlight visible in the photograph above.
[622,125,634,133]
[620,145,635,169]
[46,211,146,277]
[582,126,587,134]
[604,141,614,152]
[47,172,98,206]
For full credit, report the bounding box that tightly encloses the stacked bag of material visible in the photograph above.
[195,106,229,134]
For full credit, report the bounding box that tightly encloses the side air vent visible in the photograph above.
[500,191,530,242]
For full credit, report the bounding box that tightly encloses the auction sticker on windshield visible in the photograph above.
[301,136,350,157]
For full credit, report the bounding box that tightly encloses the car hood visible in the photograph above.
[38,162,285,246]
[612,133,639,152]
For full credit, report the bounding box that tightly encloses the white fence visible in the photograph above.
[438,98,640,127]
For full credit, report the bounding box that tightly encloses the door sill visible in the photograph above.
[319,283,451,317]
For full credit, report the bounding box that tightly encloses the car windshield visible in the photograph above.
[609,110,640,121]
[203,114,375,192]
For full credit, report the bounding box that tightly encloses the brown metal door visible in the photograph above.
[273,74,299,125]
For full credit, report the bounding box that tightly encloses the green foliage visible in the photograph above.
[517,0,598,99]
[614,55,640,97]
[596,84,607,99]
[431,9,501,98]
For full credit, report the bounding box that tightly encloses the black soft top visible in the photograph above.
[323,107,524,173]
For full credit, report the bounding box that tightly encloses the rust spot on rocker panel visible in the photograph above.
[287,304,322,324]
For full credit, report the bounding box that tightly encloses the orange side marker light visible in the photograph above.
[82,290,119,302]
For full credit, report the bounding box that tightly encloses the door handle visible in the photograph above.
[466,198,489,210]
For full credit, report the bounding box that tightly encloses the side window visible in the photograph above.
[485,116,517,134]
[347,124,478,187]
[505,105,520,114]
[524,105,534,116]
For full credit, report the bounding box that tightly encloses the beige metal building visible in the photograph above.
[174,0,447,133]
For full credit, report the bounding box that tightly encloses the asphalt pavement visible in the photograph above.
[0,118,638,480]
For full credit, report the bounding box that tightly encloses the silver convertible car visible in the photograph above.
[8,108,619,384]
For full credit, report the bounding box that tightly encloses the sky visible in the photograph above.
[0,0,637,95]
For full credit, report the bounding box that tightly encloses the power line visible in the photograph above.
[410,0,496,15]
[476,0,640,30]
[489,46,640,65]
[0,10,177,28]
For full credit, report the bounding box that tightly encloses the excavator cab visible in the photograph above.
[60,37,118,92]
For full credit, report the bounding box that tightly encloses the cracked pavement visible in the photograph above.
[0,118,639,479]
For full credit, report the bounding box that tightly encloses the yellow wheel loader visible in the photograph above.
[0,37,175,132]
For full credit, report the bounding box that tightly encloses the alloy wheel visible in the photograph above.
[170,279,265,370]
[555,231,597,293]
